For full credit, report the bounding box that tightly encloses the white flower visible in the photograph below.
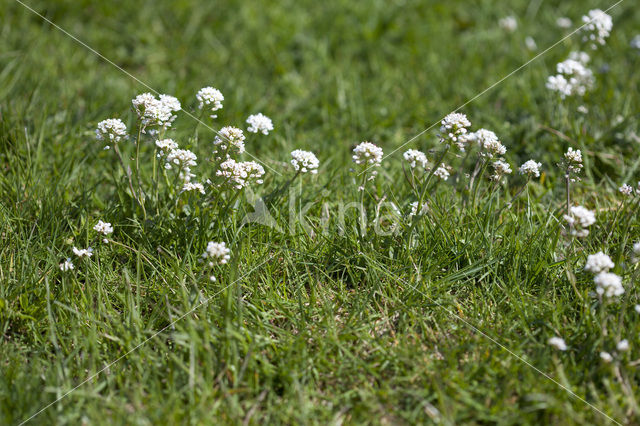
[577,105,589,114]
[619,184,633,196]
[594,272,624,298]
[635,304,640,314]
[246,113,274,135]
[182,182,205,194]
[439,113,471,146]
[403,149,428,169]
[600,351,613,363]
[165,149,197,182]
[490,159,512,181]
[159,94,181,113]
[72,246,94,258]
[155,138,179,156]
[584,252,614,274]
[352,142,383,167]
[434,166,450,181]
[546,75,572,98]
[474,129,506,158]
[563,205,595,238]
[499,16,518,32]
[519,160,542,177]
[213,126,246,158]
[216,159,265,189]
[202,241,231,265]
[617,339,630,352]
[525,37,537,51]
[631,35,640,50]
[290,150,319,174]
[581,9,613,49]
[563,148,583,179]
[93,220,113,236]
[409,201,428,217]
[132,93,175,130]
[196,87,224,117]
[568,51,590,64]
[556,17,572,29]
[59,258,74,271]
[547,57,594,98]
[548,337,567,351]
[96,119,127,143]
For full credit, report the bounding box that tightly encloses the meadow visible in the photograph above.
[1,0,640,424]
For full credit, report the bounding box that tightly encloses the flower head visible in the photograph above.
[547,57,594,98]
[409,201,428,217]
[434,165,450,181]
[213,126,246,158]
[59,258,74,271]
[584,252,614,274]
[499,16,518,32]
[202,241,231,266]
[439,113,471,146]
[93,220,113,236]
[600,351,613,363]
[165,149,197,182]
[556,17,572,29]
[196,87,224,117]
[619,184,633,196]
[182,182,205,194]
[72,246,94,258]
[155,138,179,156]
[490,159,512,181]
[403,149,428,170]
[474,129,506,158]
[290,150,319,174]
[548,337,568,351]
[563,205,595,238]
[617,339,630,352]
[594,272,624,298]
[580,9,613,49]
[562,148,583,181]
[246,113,274,135]
[132,93,176,130]
[519,160,542,177]
[216,159,265,189]
[96,119,128,144]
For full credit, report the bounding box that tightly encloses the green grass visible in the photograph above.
[1,0,640,424]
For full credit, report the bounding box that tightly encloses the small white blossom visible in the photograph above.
[216,159,265,189]
[594,272,624,298]
[617,339,630,352]
[634,305,640,314]
[580,9,613,49]
[159,94,181,113]
[474,129,506,158]
[600,351,613,363]
[165,149,197,182]
[96,119,127,144]
[155,139,179,156]
[584,252,614,274]
[132,93,175,130]
[439,113,471,146]
[403,149,428,169]
[72,246,94,258]
[434,166,450,181]
[563,205,595,238]
[577,105,589,114]
[490,159,512,181]
[548,337,568,351]
[246,113,274,135]
[619,184,633,196]
[547,57,594,98]
[93,220,113,236]
[213,126,246,158]
[409,201,428,217]
[499,16,518,32]
[519,160,542,177]
[525,37,537,51]
[290,150,319,174]
[202,241,231,265]
[352,142,383,167]
[556,17,572,29]
[563,148,583,180]
[182,182,205,194]
[59,258,74,271]
[196,87,224,117]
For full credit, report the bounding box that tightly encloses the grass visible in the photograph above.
[1,0,640,424]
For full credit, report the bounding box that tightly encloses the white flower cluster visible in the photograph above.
[132,93,181,130]
[216,159,265,189]
[196,86,224,117]
[59,258,74,271]
[584,252,614,274]
[182,182,205,194]
[519,160,542,178]
[474,129,506,158]
[439,113,471,146]
[213,126,246,158]
[290,150,319,174]
[246,113,273,135]
[490,159,512,181]
[72,246,94,258]
[403,149,428,170]
[563,205,595,238]
[580,9,613,49]
[353,142,384,166]
[546,55,594,98]
[409,201,428,217]
[165,149,198,182]
[499,16,517,32]
[594,272,624,298]
[548,337,567,351]
[556,17,572,29]
[562,147,583,181]
[619,183,634,196]
[93,220,113,236]
[202,241,231,269]
[155,138,179,156]
[96,118,127,144]
[434,165,450,180]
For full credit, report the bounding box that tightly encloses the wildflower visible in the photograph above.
[490,159,512,181]
[59,258,74,271]
[635,305,640,314]
[165,149,197,182]
[72,246,94,258]
[132,93,175,130]
[246,113,274,135]
[577,105,589,114]
[202,241,231,266]
[547,57,594,98]
[600,351,613,363]
[409,201,428,217]
[556,17,572,29]
[548,337,568,351]
[631,35,640,50]
[499,16,517,32]
[474,129,506,158]
[93,220,113,236]
[563,205,595,238]
[519,160,542,178]
[403,149,428,169]
[562,148,583,181]
[213,126,246,158]
[594,272,624,298]
[434,166,450,181]
[439,113,471,146]
[617,340,630,352]
[155,138,179,156]
[290,150,319,174]
[216,159,265,189]
[619,184,633,196]
[196,87,224,117]
[352,142,383,167]
[569,51,590,64]
[96,118,127,144]
[525,37,537,51]
[584,252,614,274]
[159,94,181,114]
[580,9,613,49]
[182,182,205,194]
